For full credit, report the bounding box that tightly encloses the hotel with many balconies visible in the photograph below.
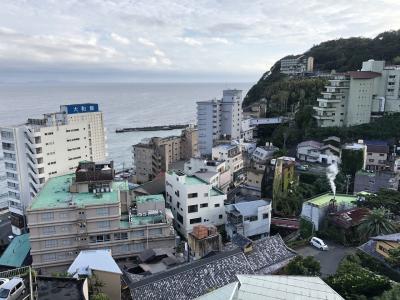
[27,161,175,274]
[314,60,400,127]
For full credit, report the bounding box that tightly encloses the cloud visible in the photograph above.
[154,49,166,57]
[110,33,130,45]
[180,37,202,46]
[138,37,156,47]
[211,37,230,44]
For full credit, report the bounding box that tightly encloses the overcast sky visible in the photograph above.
[0,0,399,83]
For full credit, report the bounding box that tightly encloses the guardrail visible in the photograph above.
[0,266,30,278]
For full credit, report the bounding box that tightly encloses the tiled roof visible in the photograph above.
[371,233,400,242]
[348,71,381,79]
[365,140,389,153]
[127,235,296,300]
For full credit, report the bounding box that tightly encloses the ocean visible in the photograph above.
[0,82,252,170]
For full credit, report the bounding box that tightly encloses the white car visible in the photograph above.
[0,277,25,300]
[310,237,328,250]
[0,279,8,288]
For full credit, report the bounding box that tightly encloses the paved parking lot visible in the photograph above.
[296,240,356,277]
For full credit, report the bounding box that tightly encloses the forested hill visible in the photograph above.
[243,30,400,108]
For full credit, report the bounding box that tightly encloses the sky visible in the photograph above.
[0,0,400,83]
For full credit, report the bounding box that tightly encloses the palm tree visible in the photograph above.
[357,208,396,240]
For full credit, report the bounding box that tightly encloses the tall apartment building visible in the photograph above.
[27,161,175,274]
[280,55,314,75]
[132,126,198,184]
[165,170,226,238]
[314,60,400,127]
[1,103,107,235]
[197,90,242,156]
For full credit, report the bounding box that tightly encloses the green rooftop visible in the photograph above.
[168,171,224,196]
[0,234,30,267]
[29,173,129,210]
[136,194,164,204]
[305,193,357,207]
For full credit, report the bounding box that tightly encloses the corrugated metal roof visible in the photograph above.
[67,249,122,275]
[0,233,30,267]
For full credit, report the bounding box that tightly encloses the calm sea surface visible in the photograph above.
[0,82,251,170]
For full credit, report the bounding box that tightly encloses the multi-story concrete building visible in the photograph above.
[184,157,231,192]
[364,140,389,171]
[280,55,314,75]
[1,103,107,235]
[165,170,226,238]
[314,60,400,127]
[212,144,244,182]
[27,161,175,274]
[197,90,242,155]
[225,199,272,239]
[132,126,198,184]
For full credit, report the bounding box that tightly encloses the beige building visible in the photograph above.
[314,60,400,127]
[27,161,175,274]
[133,126,198,183]
[1,103,107,234]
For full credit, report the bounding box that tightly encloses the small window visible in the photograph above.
[219,214,223,219]
[200,203,208,208]
[262,213,269,219]
[188,193,198,198]
[188,205,198,213]
[214,204,220,208]
[190,217,202,224]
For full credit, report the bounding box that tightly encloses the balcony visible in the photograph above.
[313,106,337,112]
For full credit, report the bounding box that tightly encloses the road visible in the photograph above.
[296,240,356,277]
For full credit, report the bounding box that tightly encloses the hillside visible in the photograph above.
[244,30,400,108]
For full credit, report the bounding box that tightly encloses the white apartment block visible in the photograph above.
[212,144,244,182]
[165,170,226,238]
[280,55,314,75]
[27,161,175,274]
[197,90,242,156]
[1,103,106,235]
[314,60,400,127]
[184,157,231,192]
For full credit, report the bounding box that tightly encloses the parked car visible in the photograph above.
[310,237,328,250]
[0,277,25,300]
[0,279,8,288]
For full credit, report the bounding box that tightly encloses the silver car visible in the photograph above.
[0,277,26,300]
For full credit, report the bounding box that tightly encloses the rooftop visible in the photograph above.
[0,233,30,268]
[127,235,296,300]
[348,71,381,79]
[136,194,165,204]
[228,200,271,217]
[29,174,128,210]
[37,276,87,300]
[168,171,224,196]
[67,249,122,276]
[304,193,357,208]
[197,275,344,300]
[371,233,400,243]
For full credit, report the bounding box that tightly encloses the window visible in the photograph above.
[204,193,208,197]
[214,204,220,208]
[43,253,56,262]
[131,230,144,238]
[177,213,183,224]
[188,205,198,213]
[263,213,269,219]
[149,228,162,236]
[44,239,57,248]
[42,226,56,235]
[200,203,208,208]
[177,202,181,209]
[132,243,145,252]
[96,221,110,229]
[250,216,258,222]
[219,214,223,219]
[59,212,69,219]
[114,232,128,240]
[369,159,374,163]
[190,217,201,224]
[188,193,198,198]
[96,207,109,216]
[41,212,54,221]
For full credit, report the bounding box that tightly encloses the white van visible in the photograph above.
[310,237,328,251]
[0,277,26,300]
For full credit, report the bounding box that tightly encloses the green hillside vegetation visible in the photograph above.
[244,30,400,108]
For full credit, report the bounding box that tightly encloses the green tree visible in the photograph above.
[375,285,400,300]
[358,190,400,216]
[357,209,396,241]
[92,293,110,300]
[385,247,400,268]
[284,256,321,276]
[326,259,391,299]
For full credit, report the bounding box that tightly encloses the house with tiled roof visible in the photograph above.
[126,235,296,300]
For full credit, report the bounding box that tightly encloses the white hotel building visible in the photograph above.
[0,103,107,234]
[165,170,226,238]
[197,90,243,156]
